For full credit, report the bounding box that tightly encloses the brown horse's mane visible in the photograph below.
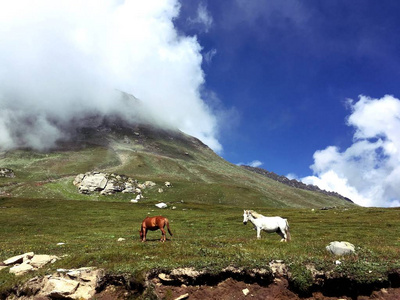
[249,210,264,219]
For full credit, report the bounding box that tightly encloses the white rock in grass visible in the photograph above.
[10,263,34,275]
[30,255,59,268]
[326,241,355,255]
[155,202,167,208]
[3,252,34,265]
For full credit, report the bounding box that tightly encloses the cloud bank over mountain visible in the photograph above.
[302,95,400,207]
[0,0,222,152]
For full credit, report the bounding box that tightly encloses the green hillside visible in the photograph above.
[0,121,353,208]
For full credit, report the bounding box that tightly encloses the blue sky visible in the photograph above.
[173,1,400,207]
[175,1,400,174]
[1,1,400,207]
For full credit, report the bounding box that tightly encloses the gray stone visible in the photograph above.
[145,181,156,187]
[43,277,79,298]
[326,241,355,255]
[73,173,85,186]
[38,268,104,299]
[30,254,59,268]
[10,263,34,275]
[0,168,15,178]
[79,173,108,194]
[3,252,34,265]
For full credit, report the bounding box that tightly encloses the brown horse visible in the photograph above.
[139,216,173,242]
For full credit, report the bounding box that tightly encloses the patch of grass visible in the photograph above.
[288,263,314,295]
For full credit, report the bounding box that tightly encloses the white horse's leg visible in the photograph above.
[256,227,261,239]
[278,225,287,242]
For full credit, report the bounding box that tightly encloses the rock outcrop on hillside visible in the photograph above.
[0,168,15,178]
[241,166,353,203]
[73,172,156,195]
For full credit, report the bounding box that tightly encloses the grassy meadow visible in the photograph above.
[1,194,400,295]
[0,128,398,296]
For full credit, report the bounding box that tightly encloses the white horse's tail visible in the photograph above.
[285,219,291,242]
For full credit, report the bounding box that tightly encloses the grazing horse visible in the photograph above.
[243,210,291,242]
[139,216,173,242]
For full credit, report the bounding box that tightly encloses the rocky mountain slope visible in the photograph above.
[241,165,353,203]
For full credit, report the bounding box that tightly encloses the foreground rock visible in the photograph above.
[2,253,59,276]
[5,266,400,299]
[10,267,104,300]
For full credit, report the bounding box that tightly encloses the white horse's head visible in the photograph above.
[243,210,250,225]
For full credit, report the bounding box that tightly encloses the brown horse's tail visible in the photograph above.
[285,219,291,242]
[166,218,173,236]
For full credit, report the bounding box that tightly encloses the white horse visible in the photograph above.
[242,210,291,242]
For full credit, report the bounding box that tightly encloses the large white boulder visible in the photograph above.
[40,268,104,299]
[78,173,108,194]
[43,277,80,298]
[326,241,355,255]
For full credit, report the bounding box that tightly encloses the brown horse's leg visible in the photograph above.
[142,228,147,242]
[160,227,166,242]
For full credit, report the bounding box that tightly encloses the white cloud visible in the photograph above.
[286,173,298,180]
[203,48,217,65]
[0,0,222,153]
[249,160,263,168]
[301,95,400,207]
[187,2,213,33]
[237,160,263,168]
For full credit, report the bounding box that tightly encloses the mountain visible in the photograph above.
[0,117,355,208]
